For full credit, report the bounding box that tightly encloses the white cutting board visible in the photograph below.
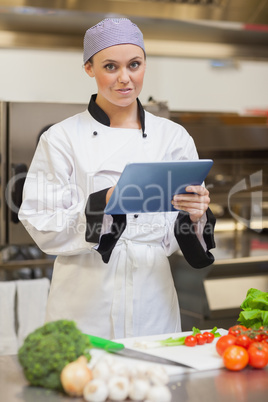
[89,328,228,377]
[116,328,228,376]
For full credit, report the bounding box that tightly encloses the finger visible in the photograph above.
[185,185,209,196]
[172,203,205,221]
[173,193,210,204]
[172,201,208,210]
[172,197,210,217]
[172,204,208,216]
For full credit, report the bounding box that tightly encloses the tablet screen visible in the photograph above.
[104,159,213,215]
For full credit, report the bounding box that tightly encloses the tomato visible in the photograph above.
[253,333,262,342]
[223,345,249,371]
[216,335,237,356]
[185,335,197,347]
[228,325,247,337]
[262,342,268,355]
[262,330,268,340]
[203,331,215,343]
[235,334,251,349]
[262,338,268,347]
[195,333,206,345]
[248,342,268,369]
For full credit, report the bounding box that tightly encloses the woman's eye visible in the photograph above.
[105,64,116,71]
[130,61,140,69]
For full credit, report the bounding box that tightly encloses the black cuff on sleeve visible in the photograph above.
[174,208,216,269]
[97,214,127,263]
[85,188,109,243]
[203,207,216,250]
[85,188,127,263]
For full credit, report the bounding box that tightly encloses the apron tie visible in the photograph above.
[110,239,155,339]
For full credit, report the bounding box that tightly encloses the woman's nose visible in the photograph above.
[118,68,130,84]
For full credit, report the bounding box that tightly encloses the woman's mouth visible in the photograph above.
[116,88,132,95]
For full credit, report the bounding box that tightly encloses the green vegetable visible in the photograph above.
[210,327,222,337]
[156,326,221,347]
[18,320,91,391]
[238,288,268,329]
[158,335,186,347]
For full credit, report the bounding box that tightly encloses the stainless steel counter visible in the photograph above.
[1,355,267,402]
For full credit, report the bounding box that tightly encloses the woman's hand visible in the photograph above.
[172,185,210,223]
[106,186,116,204]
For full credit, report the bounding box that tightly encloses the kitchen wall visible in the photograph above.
[0,48,268,113]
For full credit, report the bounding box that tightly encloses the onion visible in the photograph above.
[60,355,93,396]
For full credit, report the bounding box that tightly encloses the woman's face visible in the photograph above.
[85,44,146,109]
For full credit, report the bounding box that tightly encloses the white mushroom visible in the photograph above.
[108,375,130,401]
[127,364,139,379]
[110,361,129,377]
[87,354,100,370]
[128,378,150,401]
[83,378,109,402]
[133,363,149,379]
[145,384,172,402]
[101,353,116,368]
[146,365,169,385]
[92,360,111,381]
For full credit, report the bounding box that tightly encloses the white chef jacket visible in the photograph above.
[19,97,213,339]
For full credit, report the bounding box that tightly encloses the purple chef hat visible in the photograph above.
[83,18,145,64]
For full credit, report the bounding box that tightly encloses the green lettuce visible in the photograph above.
[238,288,268,329]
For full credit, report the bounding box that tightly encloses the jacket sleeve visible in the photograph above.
[174,207,216,268]
[19,127,125,260]
[18,134,94,256]
[85,189,126,263]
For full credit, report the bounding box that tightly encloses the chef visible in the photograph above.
[19,18,216,339]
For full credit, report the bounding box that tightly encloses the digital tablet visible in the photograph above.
[104,159,213,215]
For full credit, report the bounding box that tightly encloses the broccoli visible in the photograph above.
[18,319,91,391]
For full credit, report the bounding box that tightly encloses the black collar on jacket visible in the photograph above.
[87,94,146,137]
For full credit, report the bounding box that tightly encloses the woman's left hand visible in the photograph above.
[172,185,210,223]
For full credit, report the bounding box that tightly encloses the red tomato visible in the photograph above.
[228,325,247,337]
[261,333,268,341]
[223,345,249,371]
[235,334,251,349]
[196,333,206,345]
[248,342,268,369]
[262,342,268,356]
[216,335,237,356]
[203,331,215,343]
[253,333,263,342]
[184,335,197,347]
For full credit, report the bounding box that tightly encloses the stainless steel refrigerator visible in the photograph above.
[0,101,86,247]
